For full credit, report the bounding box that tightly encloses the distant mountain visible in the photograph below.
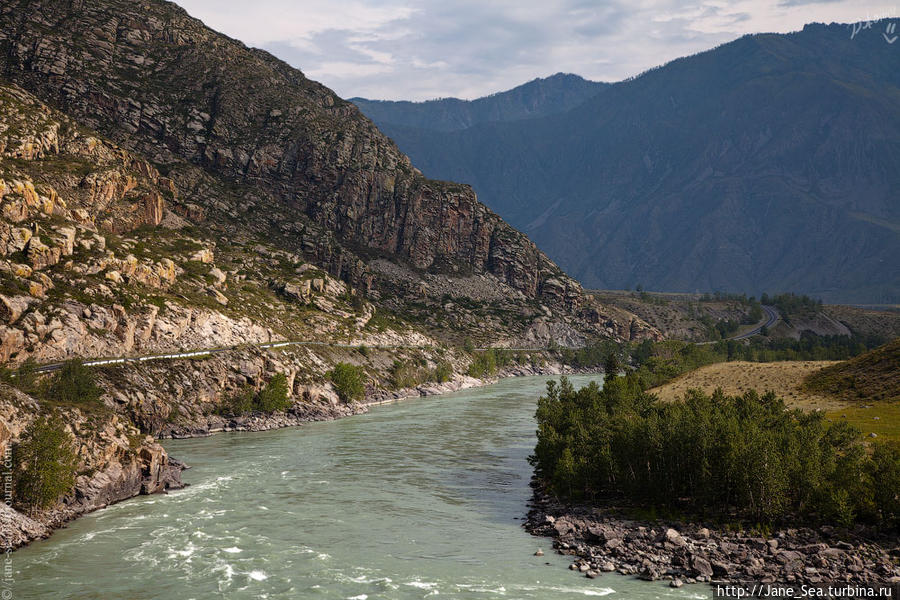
[352,73,608,132]
[353,23,900,304]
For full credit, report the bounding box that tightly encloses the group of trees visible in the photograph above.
[533,375,900,526]
[763,292,823,321]
[6,360,104,512]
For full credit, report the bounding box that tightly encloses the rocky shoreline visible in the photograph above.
[525,487,900,587]
[159,361,592,439]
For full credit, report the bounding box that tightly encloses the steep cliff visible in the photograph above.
[0,383,182,550]
[0,0,585,310]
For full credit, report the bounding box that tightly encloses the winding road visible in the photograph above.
[731,304,780,340]
[31,340,427,373]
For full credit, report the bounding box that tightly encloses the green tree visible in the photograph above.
[45,360,103,405]
[604,353,621,378]
[13,414,79,512]
[871,442,900,521]
[328,363,366,403]
[256,373,290,412]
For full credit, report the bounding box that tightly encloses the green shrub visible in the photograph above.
[13,414,79,512]
[217,386,255,416]
[0,359,39,394]
[467,350,497,378]
[357,344,370,358]
[433,361,453,383]
[45,360,103,405]
[328,363,366,403]
[256,373,290,412]
[217,374,291,415]
[390,359,424,389]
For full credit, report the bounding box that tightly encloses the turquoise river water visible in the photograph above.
[11,375,711,599]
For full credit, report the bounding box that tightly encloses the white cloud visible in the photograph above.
[175,0,900,100]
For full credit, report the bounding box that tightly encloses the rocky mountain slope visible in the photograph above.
[353,23,900,304]
[0,0,573,312]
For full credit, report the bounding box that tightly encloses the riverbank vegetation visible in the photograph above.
[216,373,291,415]
[12,414,79,512]
[532,374,900,527]
[328,362,366,403]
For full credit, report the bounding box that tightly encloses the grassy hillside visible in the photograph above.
[803,338,900,403]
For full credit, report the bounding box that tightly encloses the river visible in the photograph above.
[11,375,707,599]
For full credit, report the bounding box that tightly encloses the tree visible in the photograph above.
[604,353,621,378]
[328,363,366,403]
[45,359,103,405]
[13,414,79,512]
[256,373,290,412]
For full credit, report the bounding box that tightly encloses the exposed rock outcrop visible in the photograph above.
[0,384,184,551]
[0,0,585,310]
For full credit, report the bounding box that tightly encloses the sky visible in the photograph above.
[175,0,899,101]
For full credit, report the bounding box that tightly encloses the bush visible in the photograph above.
[256,373,290,412]
[467,350,497,378]
[0,359,39,394]
[390,359,423,389]
[217,386,255,416]
[45,360,103,405]
[433,361,453,383]
[217,374,291,416]
[328,362,366,403]
[13,414,79,512]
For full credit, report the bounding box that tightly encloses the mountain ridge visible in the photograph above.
[351,73,608,132]
[0,0,589,312]
[352,22,900,304]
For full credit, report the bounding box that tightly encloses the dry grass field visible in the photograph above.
[648,345,900,440]
[648,360,843,409]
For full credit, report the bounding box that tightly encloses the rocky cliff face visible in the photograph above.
[0,0,583,311]
[0,383,183,550]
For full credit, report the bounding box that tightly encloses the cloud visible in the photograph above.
[175,0,900,100]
